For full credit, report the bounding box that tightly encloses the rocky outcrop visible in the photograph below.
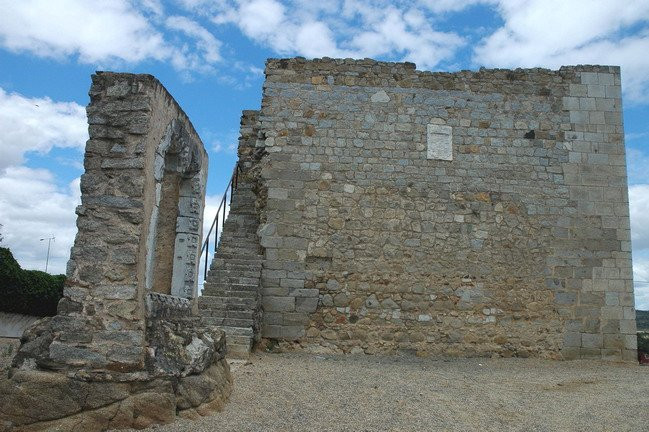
[0,295,232,432]
[0,361,231,431]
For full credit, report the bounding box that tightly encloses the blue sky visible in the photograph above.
[0,0,648,309]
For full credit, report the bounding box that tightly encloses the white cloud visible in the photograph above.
[210,0,465,69]
[0,88,85,274]
[0,86,85,274]
[630,184,649,251]
[627,148,649,185]
[0,0,221,73]
[165,15,222,71]
[0,87,88,172]
[630,184,649,310]
[418,0,494,14]
[0,166,80,275]
[474,0,649,102]
[634,254,649,310]
[0,0,168,63]
[349,6,465,68]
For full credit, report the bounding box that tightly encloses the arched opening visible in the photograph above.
[144,120,206,299]
[151,155,181,294]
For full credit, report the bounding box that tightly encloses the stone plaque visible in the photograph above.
[427,124,453,161]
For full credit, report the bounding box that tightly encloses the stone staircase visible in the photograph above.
[199,183,262,358]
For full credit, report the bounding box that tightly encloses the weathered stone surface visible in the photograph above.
[0,366,232,432]
[0,72,230,431]
[227,58,636,362]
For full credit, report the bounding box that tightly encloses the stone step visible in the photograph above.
[217,233,258,242]
[218,233,259,242]
[202,316,255,328]
[222,326,254,337]
[216,244,261,254]
[231,194,256,201]
[201,289,258,299]
[228,342,252,355]
[227,342,253,359]
[230,202,256,209]
[200,309,256,320]
[203,179,260,360]
[224,213,258,222]
[205,281,259,290]
[207,275,261,285]
[198,296,258,309]
[221,221,258,230]
[202,288,259,298]
[207,271,260,281]
[214,227,258,237]
[207,268,261,278]
[210,258,263,268]
[227,334,253,347]
[215,253,261,262]
[215,251,262,259]
[208,265,262,277]
[217,241,259,248]
[229,204,257,212]
[207,276,260,286]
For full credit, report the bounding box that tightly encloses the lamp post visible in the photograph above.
[40,236,55,273]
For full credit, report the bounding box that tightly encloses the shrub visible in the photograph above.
[638,332,649,354]
[0,247,65,316]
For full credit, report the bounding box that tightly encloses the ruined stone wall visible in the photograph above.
[56,72,208,372]
[1,73,231,431]
[255,58,636,360]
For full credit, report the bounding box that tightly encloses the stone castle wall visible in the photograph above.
[252,58,636,360]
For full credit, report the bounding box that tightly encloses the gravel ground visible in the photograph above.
[146,352,648,432]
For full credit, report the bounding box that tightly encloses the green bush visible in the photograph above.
[638,332,649,354]
[636,310,649,331]
[0,247,65,316]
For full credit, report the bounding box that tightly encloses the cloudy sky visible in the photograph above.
[0,0,647,309]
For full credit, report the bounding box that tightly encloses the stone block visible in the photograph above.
[580,72,599,85]
[623,334,637,350]
[262,324,304,339]
[587,84,605,98]
[605,85,621,98]
[562,96,580,110]
[561,347,580,360]
[581,333,603,349]
[603,333,624,349]
[619,319,636,334]
[563,332,581,348]
[600,306,623,320]
[295,297,319,313]
[569,111,588,124]
[262,296,295,312]
[622,349,638,362]
[555,292,576,305]
[570,83,588,96]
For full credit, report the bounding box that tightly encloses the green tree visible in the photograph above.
[0,247,64,316]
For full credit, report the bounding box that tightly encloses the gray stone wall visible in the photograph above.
[1,72,231,431]
[58,72,208,371]
[253,58,636,360]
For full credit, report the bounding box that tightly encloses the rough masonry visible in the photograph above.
[203,58,637,361]
[0,73,231,432]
